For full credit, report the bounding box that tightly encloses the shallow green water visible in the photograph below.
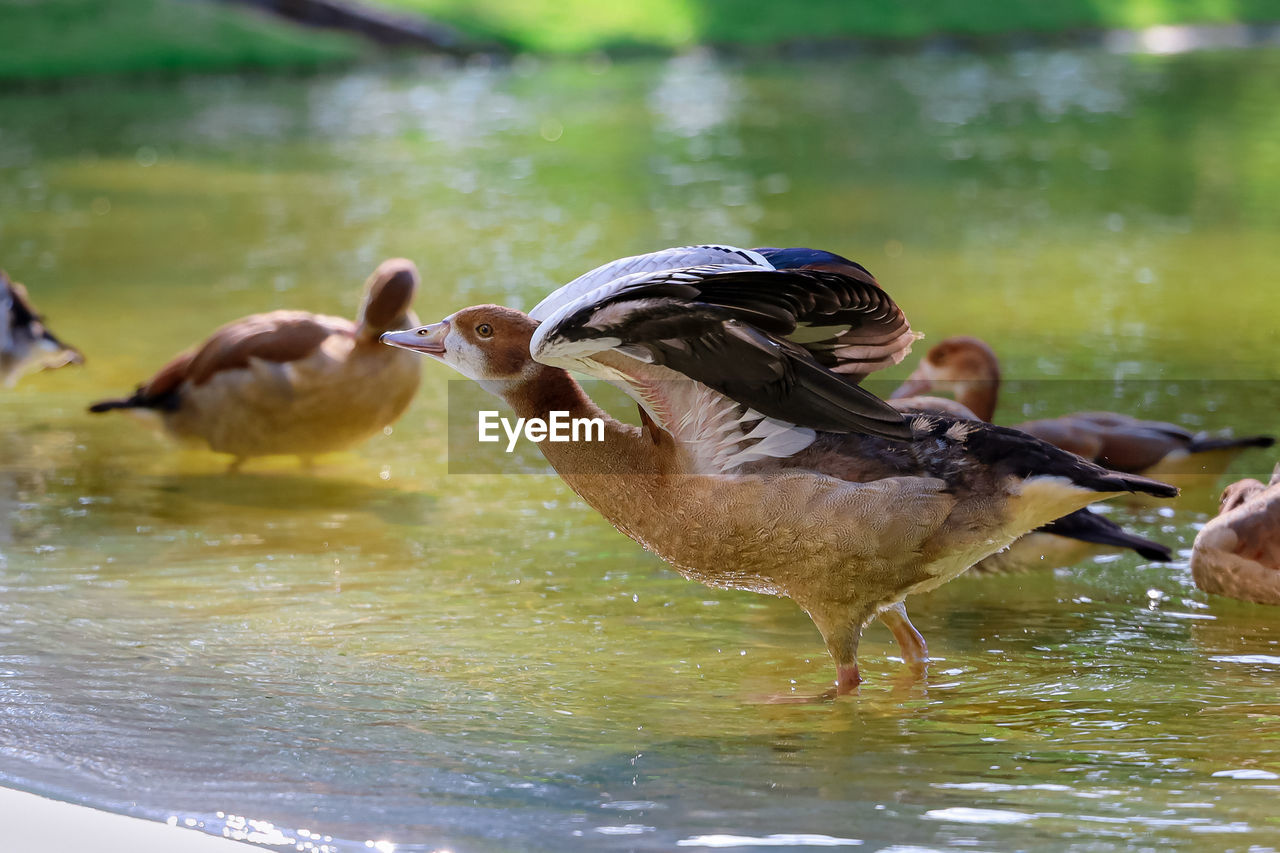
[2,48,1279,852]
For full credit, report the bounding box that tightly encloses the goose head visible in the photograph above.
[381,304,541,392]
[892,335,1000,398]
[1219,478,1267,514]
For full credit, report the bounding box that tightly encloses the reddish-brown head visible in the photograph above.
[381,304,540,386]
[1220,478,1266,514]
[917,336,1000,384]
[891,335,1001,419]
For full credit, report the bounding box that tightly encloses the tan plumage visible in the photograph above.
[2,271,83,387]
[89,259,422,469]
[891,336,1274,486]
[1191,465,1280,605]
[889,395,1172,573]
[384,297,1176,696]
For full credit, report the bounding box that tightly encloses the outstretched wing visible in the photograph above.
[528,244,771,322]
[752,246,918,378]
[534,245,916,380]
[532,262,914,444]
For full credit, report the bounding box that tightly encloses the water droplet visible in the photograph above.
[540,119,564,142]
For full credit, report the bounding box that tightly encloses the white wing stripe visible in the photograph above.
[530,262,768,365]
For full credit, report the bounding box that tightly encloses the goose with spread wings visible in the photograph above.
[384,245,1177,695]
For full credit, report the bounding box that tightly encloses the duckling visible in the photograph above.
[1,271,83,387]
[383,245,1176,694]
[1191,464,1280,605]
[892,336,1274,484]
[89,259,421,470]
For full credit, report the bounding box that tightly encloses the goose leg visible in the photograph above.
[805,604,866,696]
[835,661,862,694]
[880,602,928,666]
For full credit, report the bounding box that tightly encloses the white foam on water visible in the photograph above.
[923,807,1035,825]
[1208,655,1280,666]
[1211,769,1279,780]
[677,833,863,847]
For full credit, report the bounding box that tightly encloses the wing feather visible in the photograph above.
[754,246,919,376]
[529,245,771,322]
[532,262,913,441]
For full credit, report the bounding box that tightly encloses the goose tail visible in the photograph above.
[1039,510,1173,562]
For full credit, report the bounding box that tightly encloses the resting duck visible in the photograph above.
[89,259,422,470]
[383,245,1176,694]
[757,251,1171,575]
[1191,465,1280,605]
[891,336,1274,484]
[2,271,83,387]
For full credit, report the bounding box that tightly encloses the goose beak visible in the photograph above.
[890,369,935,399]
[380,321,449,356]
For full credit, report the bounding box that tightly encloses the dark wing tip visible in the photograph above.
[1100,468,1177,494]
[1187,434,1276,453]
[1041,509,1174,562]
[88,397,133,413]
[1134,540,1176,562]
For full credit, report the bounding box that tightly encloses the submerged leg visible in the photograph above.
[880,602,928,666]
[805,604,868,697]
[835,660,861,694]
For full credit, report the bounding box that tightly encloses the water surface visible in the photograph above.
[1,48,1279,852]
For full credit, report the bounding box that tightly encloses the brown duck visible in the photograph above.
[383,245,1176,694]
[1191,464,1280,605]
[892,336,1273,486]
[89,259,421,470]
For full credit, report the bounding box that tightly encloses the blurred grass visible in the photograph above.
[0,0,362,82]
[2,0,1279,80]
[377,0,1280,52]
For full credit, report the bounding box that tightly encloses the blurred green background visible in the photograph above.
[3,0,1280,80]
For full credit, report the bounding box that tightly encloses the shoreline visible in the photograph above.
[0,785,262,852]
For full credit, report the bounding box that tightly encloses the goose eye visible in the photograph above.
[475,323,493,339]
[416,328,429,336]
